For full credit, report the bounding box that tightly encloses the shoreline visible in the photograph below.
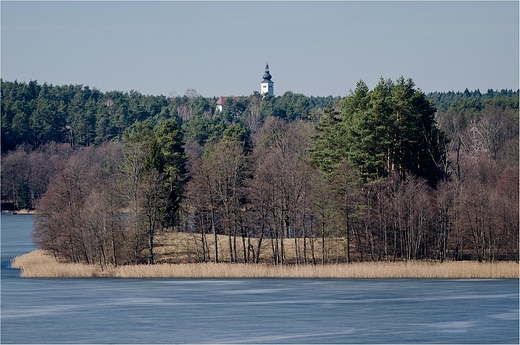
[11,250,520,279]
[1,209,36,215]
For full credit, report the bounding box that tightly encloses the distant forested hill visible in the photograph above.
[1,79,343,153]
[2,79,517,154]
[1,80,171,152]
[427,88,519,114]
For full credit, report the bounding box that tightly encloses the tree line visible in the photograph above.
[1,79,339,153]
[2,78,518,264]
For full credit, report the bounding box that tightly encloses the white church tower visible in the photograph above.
[260,63,274,96]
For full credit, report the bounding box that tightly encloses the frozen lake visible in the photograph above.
[2,214,519,344]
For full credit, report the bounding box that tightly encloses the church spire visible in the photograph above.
[261,62,274,95]
[263,63,272,81]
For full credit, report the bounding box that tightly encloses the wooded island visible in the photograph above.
[2,78,518,271]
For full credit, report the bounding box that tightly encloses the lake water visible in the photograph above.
[1,214,519,344]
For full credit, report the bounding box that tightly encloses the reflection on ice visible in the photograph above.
[222,329,358,344]
[430,321,476,333]
[109,297,163,305]
[219,288,290,295]
[154,279,244,285]
[3,305,81,319]
[491,310,520,320]
[2,297,164,319]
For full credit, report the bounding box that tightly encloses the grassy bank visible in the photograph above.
[11,250,519,278]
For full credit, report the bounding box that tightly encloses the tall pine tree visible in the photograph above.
[311,77,445,187]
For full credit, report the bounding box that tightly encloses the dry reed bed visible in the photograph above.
[11,250,519,279]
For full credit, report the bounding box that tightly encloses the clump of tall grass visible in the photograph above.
[11,250,115,278]
[11,250,519,278]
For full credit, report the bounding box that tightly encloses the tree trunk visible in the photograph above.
[241,226,248,263]
[211,208,218,263]
[255,225,264,264]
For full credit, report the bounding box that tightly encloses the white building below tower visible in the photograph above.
[261,63,274,96]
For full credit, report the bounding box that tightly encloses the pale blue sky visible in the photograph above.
[2,1,518,97]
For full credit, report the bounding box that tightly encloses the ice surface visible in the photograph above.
[2,215,519,344]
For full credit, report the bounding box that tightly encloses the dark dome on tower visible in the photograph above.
[260,62,274,95]
[262,63,272,81]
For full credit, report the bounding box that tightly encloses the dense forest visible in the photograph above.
[1,78,518,264]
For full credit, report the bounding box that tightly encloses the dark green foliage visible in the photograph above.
[222,124,249,144]
[428,88,519,115]
[1,79,344,154]
[308,105,345,174]
[122,118,188,228]
[308,95,343,111]
[222,96,249,123]
[154,118,189,226]
[312,77,445,186]
[273,91,310,121]
[256,91,325,122]
[1,80,172,153]
[15,182,31,210]
[182,116,228,146]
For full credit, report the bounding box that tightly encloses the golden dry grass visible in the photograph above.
[11,250,519,279]
[10,250,113,278]
[154,231,359,265]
